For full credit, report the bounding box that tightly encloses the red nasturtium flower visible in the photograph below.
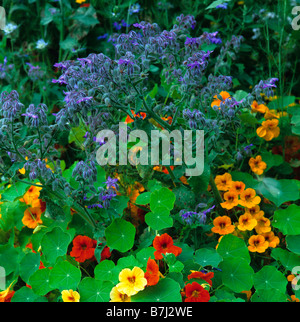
[184,282,210,302]
[153,233,182,260]
[70,235,97,263]
[187,271,214,287]
[125,110,147,124]
[144,258,161,286]
[100,246,111,262]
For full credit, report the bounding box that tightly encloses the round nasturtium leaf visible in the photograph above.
[19,252,41,284]
[145,206,173,231]
[11,286,47,302]
[135,247,155,267]
[194,248,223,268]
[217,234,250,263]
[41,227,72,265]
[49,261,82,292]
[78,277,113,302]
[271,248,300,271]
[251,288,288,302]
[131,278,182,302]
[135,192,151,205]
[255,178,299,207]
[150,187,176,211]
[219,258,254,293]
[29,268,53,296]
[273,204,300,235]
[253,266,287,294]
[286,235,300,255]
[105,218,136,253]
[0,244,19,275]
[94,260,119,284]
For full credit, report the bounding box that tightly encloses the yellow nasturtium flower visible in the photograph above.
[116,267,147,297]
[61,290,80,302]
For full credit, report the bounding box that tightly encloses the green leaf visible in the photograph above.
[286,235,300,255]
[0,244,19,275]
[254,266,287,294]
[29,269,53,296]
[135,247,155,267]
[49,261,81,291]
[105,218,136,253]
[260,151,283,171]
[168,260,184,273]
[150,187,176,211]
[238,112,259,125]
[78,278,113,302]
[188,162,210,193]
[194,248,222,267]
[0,200,27,231]
[234,90,248,101]
[251,289,287,302]
[219,258,254,293]
[109,196,130,215]
[268,96,295,109]
[217,234,250,263]
[60,36,79,51]
[135,192,151,205]
[41,227,72,265]
[11,286,47,302]
[255,178,299,207]
[94,260,119,283]
[145,206,173,231]
[206,0,230,10]
[271,248,300,271]
[19,252,41,284]
[131,278,182,302]
[1,181,29,202]
[273,204,300,235]
[116,255,141,270]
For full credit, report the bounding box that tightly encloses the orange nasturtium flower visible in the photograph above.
[184,282,210,302]
[144,258,162,286]
[70,235,97,263]
[256,119,280,141]
[289,295,300,302]
[211,216,235,235]
[249,155,267,175]
[0,282,15,302]
[153,233,182,260]
[116,267,147,297]
[220,191,239,210]
[214,172,232,191]
[237,213,257,231]
[110,287,131,302]
[251,101,268,114]
[211,91,231,108]
[229,181,245,195]
[125,110,147,124]
[244,205,262,217]
[22,207,43,229]
[248,235,269,253]
[20,184,42,205]
[261,231,280,248]
[254,213,271,234]
[61,290,80,302]
[239,188,261,208]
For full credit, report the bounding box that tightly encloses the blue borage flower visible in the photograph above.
[129,3,141,15]
[216,3,228,9]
